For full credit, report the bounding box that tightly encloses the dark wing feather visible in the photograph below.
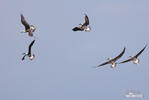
[83,14,89,26]
[22,55,26,61]
[72,27,83,31]
[112,47,126,62]
[118,58,133,64]
[21,14,30,30]
[135,45,147,58]
[28,40,35,54]
[97,61,110,67]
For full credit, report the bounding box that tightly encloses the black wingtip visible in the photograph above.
[22,55,25,61]
[143,44,147,51]
[144,44,147,48]
[31,40,35,43]
[72,28,75,31]
[141,44,147,52]
[122,47,126,53]
[20,13,24,17]
[22,57,24,61]
[32,40,35,44]
[72,27,78,31]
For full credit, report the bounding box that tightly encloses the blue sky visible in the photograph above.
[0,0,149,100]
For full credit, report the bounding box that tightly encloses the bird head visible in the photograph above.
[30,25,36,32]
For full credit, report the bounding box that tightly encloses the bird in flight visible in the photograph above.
[72,13,91,32]
[119,45,147,64]
[22,40,35,61]
[20,14,36,37]
[97,47,126,68]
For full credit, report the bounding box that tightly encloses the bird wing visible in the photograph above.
[118,58,133,64]
[97,61,110,67]
[28,40,35,54]
[135,45,147,58]
[83,14,89,26]
[22,55,26,61]
[112,47,126,62]
[72,27,83,31]
[21,14,30,30]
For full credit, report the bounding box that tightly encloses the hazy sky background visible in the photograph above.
[0,0,149,100]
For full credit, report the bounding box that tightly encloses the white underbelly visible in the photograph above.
[85,27,91,32]
[29,56,34,60]
[111,63,116,68]
[133,59,139,64]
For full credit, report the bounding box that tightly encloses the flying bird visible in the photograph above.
[72,13,91,32]
[97,47,126,68]
[20,14,36,37]
[119,45,147,64]
[22,40,35,61]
